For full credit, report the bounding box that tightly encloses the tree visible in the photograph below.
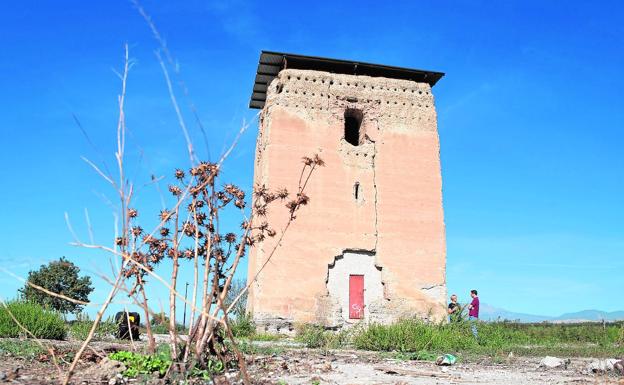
[224,279,248,319]
[19,257,94,314]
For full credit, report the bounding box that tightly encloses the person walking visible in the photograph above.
[447,294,460,322]
[467,289,479,338]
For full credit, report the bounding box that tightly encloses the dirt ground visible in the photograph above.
[253,350,624,385]
[1,339,623,384]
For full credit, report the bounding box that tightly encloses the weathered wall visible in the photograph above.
[326,251,384,326]
[247,69,446,332]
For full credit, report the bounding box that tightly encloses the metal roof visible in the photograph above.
[249,51,444,109]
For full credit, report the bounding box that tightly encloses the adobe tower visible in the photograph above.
[247,52,446,332]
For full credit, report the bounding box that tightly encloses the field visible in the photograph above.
[0,319,623,384]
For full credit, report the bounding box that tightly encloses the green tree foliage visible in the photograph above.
[19,257,93,314]
[224,279,247,318]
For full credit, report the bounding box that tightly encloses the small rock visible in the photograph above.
[82,357,127,381]
[614,360,624,374]
[539,356,566,369]
[0,372,6,381]
[587,358,619,373]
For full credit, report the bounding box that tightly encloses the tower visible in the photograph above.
[247,52,446,332]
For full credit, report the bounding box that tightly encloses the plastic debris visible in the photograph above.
[435,354,457,366]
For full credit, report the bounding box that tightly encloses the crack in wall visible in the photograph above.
[421,283,445,291]
[372,140,379,252]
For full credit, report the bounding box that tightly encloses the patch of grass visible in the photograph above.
[295,323,357,354]
[0,339,46,359]
[353,318,624,358]
[382,350,438,361]
[250,332,282,342]
[237,340,286,356]
[0,300,66,340]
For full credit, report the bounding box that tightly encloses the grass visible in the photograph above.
[250,332,283,342]
[295,323,359,354]
[69,313,117,341]
[0,339,46,359]
[0,300,66,340]
[237,340,286,356]
[230,313,255,338]
[353,319,624,359]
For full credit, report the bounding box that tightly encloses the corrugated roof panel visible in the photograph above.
[249,51,444,109]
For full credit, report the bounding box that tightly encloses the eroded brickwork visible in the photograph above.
[248,69,446,332]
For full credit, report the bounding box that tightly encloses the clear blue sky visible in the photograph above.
[0,1,622,318]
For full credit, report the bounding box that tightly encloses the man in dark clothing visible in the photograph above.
[467,289,479,338]
[447,294,460,322]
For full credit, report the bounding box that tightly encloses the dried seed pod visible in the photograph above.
[127,208,138,218]
[159,209,172,222]
[276,188,289,200]
[297,192,310,205]
[225,233,237,243]
[131,226,143,237]
[168,185,182,196]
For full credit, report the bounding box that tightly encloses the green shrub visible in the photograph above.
[295,323,355,352]
[230,313,255,338]
[296,323,327,348]
[69,313,117,341]
[0,300,66,340]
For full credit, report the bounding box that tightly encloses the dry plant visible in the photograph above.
[55,40,324,384]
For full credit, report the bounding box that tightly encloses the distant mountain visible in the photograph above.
[479,304,624,323]
[552,310,624,322]
[479,303,552,322]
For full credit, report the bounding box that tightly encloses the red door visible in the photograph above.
[349,275,364,319]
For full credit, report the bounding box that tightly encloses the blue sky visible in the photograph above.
[0,1,622,318]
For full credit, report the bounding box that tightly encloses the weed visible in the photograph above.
[0,339,46,359]
[353,318,624,358]
[0,300,66,340]
[251,333,282,342]
[230,313,255,338]
[237,340,286,356]
[295,323,357,354]
[109,350,172,378]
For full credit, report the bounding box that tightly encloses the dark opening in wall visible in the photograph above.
[344,109,363,146]
[354,182,360,200]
